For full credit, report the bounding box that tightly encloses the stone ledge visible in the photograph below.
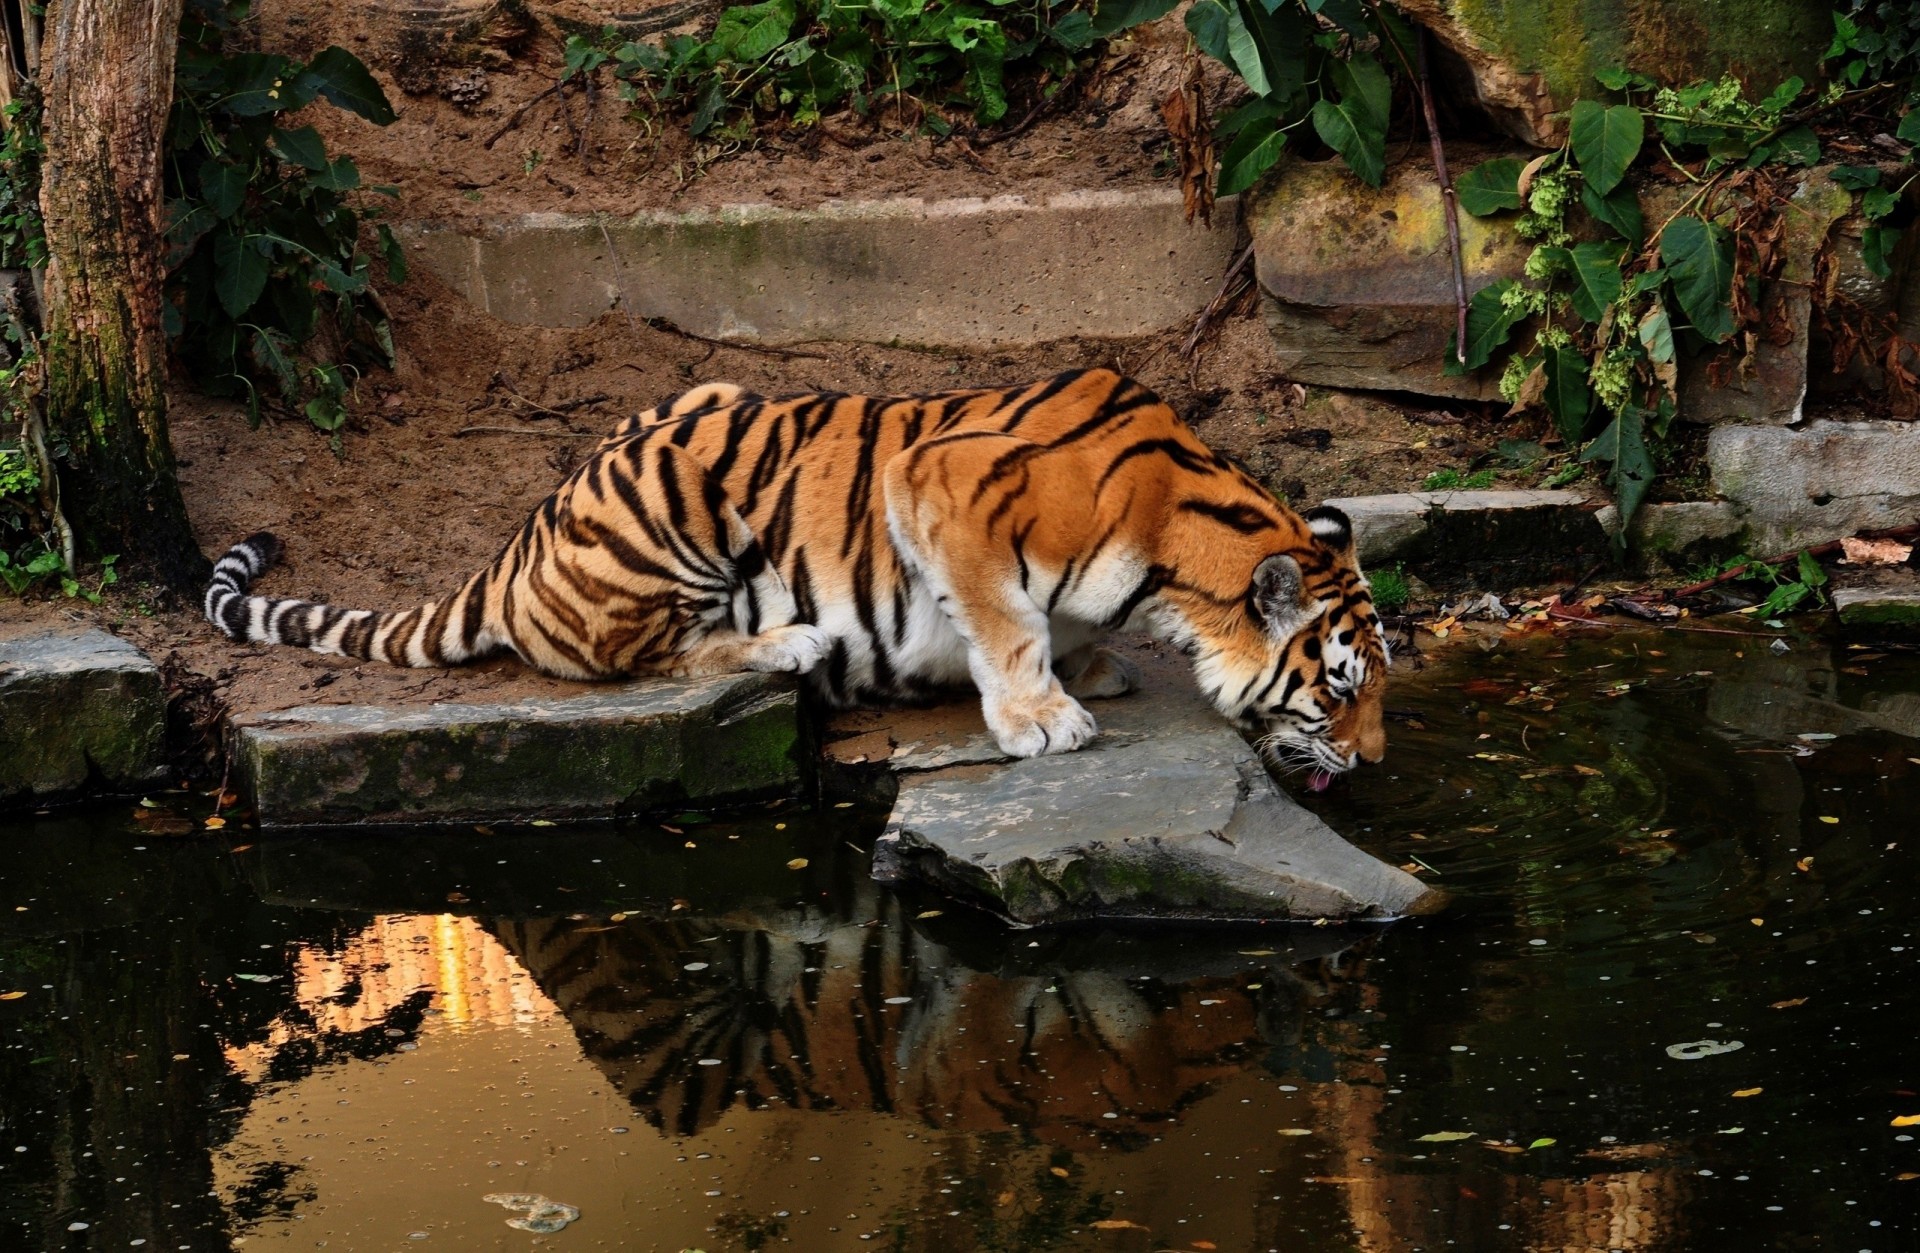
[402,188,1241,347]
[232,671,806,828]
[0,628,168,807]
[1707,420,1920,553]
[1323,490,1604,582]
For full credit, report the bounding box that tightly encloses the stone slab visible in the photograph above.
[1706,420,1920,553]
[402,188,1241,347]
[1833,586,1920,632]
[0,629,168,807]
[850,641,1443,926]
[1321,490,1604,582]
[232,671,805,828]
[1594,499,1749,572]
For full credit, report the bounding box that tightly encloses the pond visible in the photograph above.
[2,626,1917,1251]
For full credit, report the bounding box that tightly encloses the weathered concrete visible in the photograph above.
[1397,0,1831,148]
[849,643,1443,926]
[1833,586,1920,633]
[1322,489,1604,582]
[0,629,168,807]
[232,671,805,827]
[1594,499,1748,571]
[403,188,1241,347]
[1249,156,1532,400]
[1706,420,1920,552]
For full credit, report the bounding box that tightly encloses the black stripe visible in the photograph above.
[996,370,1085,433]
[1177,499,1276,534]
[1104,565,1170,628]
[1094,438,1216,495]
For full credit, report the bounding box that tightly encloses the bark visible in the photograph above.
[37,0,205,590]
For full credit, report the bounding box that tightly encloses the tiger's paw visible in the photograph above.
[753,624,832,674]
[987,693,1098,758]
[1059,646,1141,700]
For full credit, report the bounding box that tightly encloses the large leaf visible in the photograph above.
[377,223,408,284]
[1445,280,1522,374]
[1305,0,1370,36]
[295,47,397,126]
[1569,100,1643,196]
[1238,0,1310,106]
[249,327,301,402]
[1581,405,1654,545]
[712,0,796,60]
[310,155,361,192]
[163,201,217,271]
[1456,157,1524,216]
[199,160,248,219]
[213,231,269,318]
[268,125,328,172]
[1185,2,1259,92]
[1049,11,1097,51]
[1311,55,1390,186]
[1899,109,1920,145]
[1660,215,1735,342]
[1091,0,1181,37]
[221,53,310,116]
[1580,179,1643,249]
[1217,117,1286,195]
[1567,240,1625,323]
[1541,345,1592,446]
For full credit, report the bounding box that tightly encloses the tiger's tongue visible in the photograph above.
[1308,768,1336,793]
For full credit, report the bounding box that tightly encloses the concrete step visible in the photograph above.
[0,628,168,808]
[231,672,806,828]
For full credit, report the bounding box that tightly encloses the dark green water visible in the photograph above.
[1,627,1917,1251]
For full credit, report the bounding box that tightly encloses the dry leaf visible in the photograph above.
[1415,1131,1476,1142]
[1899,1172,1920,1181]
[1090,1219,1149,1231]
[1770,997,1807,1009]
[203,816,227,830]
[1305,1175,1360,1184]
[996,1190,1015,1207]
[1050,1166,1069,1178]
[228,844,254,854]
[1482,1141,1525,1153]
[661,824,684,834]
[1516,151,1557,202]
[786,858,809,870]
[1839,536,1913,565]
[1732,1087,1763,1097]
[1192,1243,1218,1250]
[1819,816,1839,825]
[0,991,25,1001]
[1276,1128,1313,1136]
[1573,764,1603,776]
[1796,856,1815,872]
[916,909,944,919]
[1892,1114,1920,1127]
[1160,53,1215,228]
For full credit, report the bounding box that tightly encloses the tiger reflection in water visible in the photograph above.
[487,898,1349,1142]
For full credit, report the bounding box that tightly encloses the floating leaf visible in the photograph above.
[1795,856,1814,872]
[1819,816,1839,825]
[234,973,278,983]
[1276,1127,1314,1136]
[1482,1141,1525,1153]
[530,819,556,827]
[1415,1131,1476,1142]
[1893,1114,1920,1127]
[1456,157,1525,216]
[1090,1219,1149,1231]
[1527,1137,1557,1149]
[786,857,809,870]
[204,816,227,830]
[1050,1166,1070,1178]
[1732,1087,1763,1097]
[0,991,25,1001]
[915,909,944,919]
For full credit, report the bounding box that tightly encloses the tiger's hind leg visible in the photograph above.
[1055,645,1141,700]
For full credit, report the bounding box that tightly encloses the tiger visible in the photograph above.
[205,368,1389,781]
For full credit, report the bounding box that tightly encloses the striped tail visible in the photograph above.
[204,533,501,668]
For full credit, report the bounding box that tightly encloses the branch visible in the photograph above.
[483,80,564,149]
[1414,29,1467,363]
[1669,522,1920,597]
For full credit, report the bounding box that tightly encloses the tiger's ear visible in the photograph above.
[1304,506,1354,559]
[1253,554,1311,637]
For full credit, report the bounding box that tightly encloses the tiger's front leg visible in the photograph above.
[883,435,1101,758]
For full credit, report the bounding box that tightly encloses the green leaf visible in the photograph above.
[712,0,795,61]
[1828,165,1881,191]
[1581,405,1653,545]
[248,326,301,401]
[1862,186,1897,220]
[377,223,408,284]
[1899,109,1920,145]
[1772,124,1820,167]
[1311,55,1390,187]
[1627,267,1667,296]
[1456,157,1524,216]
[1759,75,1804,114]
[222,53,311,115]
[1862,225,1901,279]
[1090,0,1179,37]
[310,155,361,192]
[690,80,727,135]
[1567,240,1625,323]
[1049,11,1097,51]
[1569,100,1643,196]
[1305,0,1369,36]
[296,47,397,126]
[1209,0,1269,97]
[1660,215,1735,343]
[1580,179,1643,249]
[212,231,269,318]
[199,160,248,219]
[1445,280,1522,375]
[1797,549,1828,589]
[1215,95,1282,141]
[1217,117,1286,195]
[1237,0,1310,106]
[269,125,328,171]
[1638,301,1675,365]
[1185,1,1241,82]
[1415,1131,1476,1143]
[1542,345,1592,446]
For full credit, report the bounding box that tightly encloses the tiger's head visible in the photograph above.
[1159,504,1390,790]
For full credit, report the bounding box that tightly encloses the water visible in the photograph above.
[2,627,1917,1251]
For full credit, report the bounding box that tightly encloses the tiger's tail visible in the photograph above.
[203,533,503,668]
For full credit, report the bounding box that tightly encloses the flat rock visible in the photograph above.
[853,643,1444,926]
[232,671,805,828]
[1707,420,1920,552]
[0,628,167,807]
[1833,582,1920,636]
[1322,490,1604,583]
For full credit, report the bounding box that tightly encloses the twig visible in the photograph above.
[1415,29,1467,364]
[455,425,602,438]
[973,72,1077,148]
[1181,241,1256,358]
[598,219,637,332]
[1669,522,1920,597]
[483,80,564,149]
[641,315,831,360]
[579,71,597,163]
[488,384,596,419]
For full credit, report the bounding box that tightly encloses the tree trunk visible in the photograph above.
[37,0,204,591]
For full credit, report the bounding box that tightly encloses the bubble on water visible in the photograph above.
[683,963,709,972]
[884,996,911,1005]
[697,1058,723,1066]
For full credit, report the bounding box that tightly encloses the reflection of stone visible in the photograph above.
[489,904,1349,1144]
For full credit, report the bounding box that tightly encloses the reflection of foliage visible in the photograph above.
[882,1141,1114,1252]
[713,1208,790,1250]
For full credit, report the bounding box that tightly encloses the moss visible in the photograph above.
[1837,600,1920,628]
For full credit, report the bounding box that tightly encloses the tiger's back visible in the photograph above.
[207,369,1389,772]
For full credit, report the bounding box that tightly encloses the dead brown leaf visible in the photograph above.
[1160,53,1215,228]
[1839,536,1913,565]
[1090,1219,1150,1231]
